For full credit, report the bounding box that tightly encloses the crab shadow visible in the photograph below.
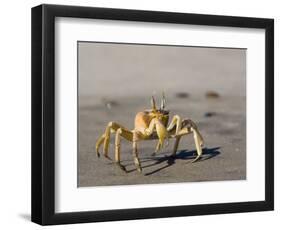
[125,147,221,175]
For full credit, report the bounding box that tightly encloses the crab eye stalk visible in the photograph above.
[151,96,157,111]
[160,92,166,111]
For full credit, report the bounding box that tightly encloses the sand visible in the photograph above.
[77,42,246,187]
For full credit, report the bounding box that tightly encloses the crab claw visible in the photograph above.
[155,120,168,148]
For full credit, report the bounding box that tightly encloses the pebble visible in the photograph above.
[101,99,119,109]
[175,92,189,98]
[205,91,220,99]
[204,112,217,117]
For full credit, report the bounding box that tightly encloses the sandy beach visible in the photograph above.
[78,42,246,187]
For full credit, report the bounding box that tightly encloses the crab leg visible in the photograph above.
[103,122,113,159]
[115,128,126,172]
[96,122,132,159]
[95,134,105,157]
[171,119,204,161]
[191,127,203,162]
[168,118,190,157]
[172,136,181,156]
[180,118,204,146]
[152,141,161,156]
[132,131,142,172]
[167,115,182,135]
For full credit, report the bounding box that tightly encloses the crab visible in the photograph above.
[96,94,204,173]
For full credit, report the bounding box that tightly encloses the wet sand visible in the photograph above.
[78,94,246,187]
[78,43,246,187]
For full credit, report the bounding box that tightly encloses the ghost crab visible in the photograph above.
[96,94,204,173]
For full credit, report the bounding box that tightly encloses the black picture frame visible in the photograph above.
[31,4,274,225]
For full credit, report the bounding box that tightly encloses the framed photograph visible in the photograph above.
[31,4,274,225]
